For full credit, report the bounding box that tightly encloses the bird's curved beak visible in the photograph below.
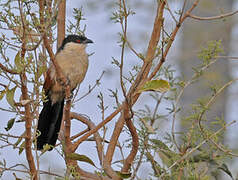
[84,38,93,44]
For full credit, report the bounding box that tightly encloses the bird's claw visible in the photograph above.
[65,92,74,102]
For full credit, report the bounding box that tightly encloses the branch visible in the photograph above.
[70,128,89,141]
[129,0,166,100]
[39,0,72,152]
[71,105,122,151]
[103,0,166,176]
[0,63,19,74]
[172,59,218,150]
[74,71,105,103]
[70,112,104,164]
[57,0,66,49]
[198,79,238,137]
[121,107,139,173]
[16,0,38,179]
[189,10,238,20]
[104,111,125,163]
[159,120,236,178]
[148,0,200,80]
[68,161,108,180]
[217,56,238,60]
[0,133,26,139]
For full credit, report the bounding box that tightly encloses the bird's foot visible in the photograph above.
[65,92,74,102]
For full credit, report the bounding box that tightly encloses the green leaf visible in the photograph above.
[115,171,131,179]
[152,140,178,167]
[38,144,54,156]
[42,144,53,151]
[19,141,25,155]
[150,139,170,151]
[14,131,25,149]
[38,64,47,78]
[158,151,174,167]
[0,90,6,100]
[14,51,24,72]
[218,163,233,179]
[6,86,17,108]
[138,79,170,93]
[67,153,96,167]
[140,118,155,134]
[5,118,15,131]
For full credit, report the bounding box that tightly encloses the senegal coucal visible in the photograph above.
[37,35,93,150]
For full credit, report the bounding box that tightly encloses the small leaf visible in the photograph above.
[0,90,6,100]
[40,144,54,154]
[153,140,178,167]
[67,153,96,167]
[138,79,170,93]
[6,86,17,108]
[5,118,15,131]
[14,131,25,149]
[140,118,155,134]
[19,141,25,155]
[115,171,132,179]
[150,139,170,151]
[38,64,47,78]
[14,51,24,72]
[218,163,233,179]
[158,151,174,167]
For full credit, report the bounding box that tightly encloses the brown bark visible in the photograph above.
[18,0,37,178]
[57,0,66,49]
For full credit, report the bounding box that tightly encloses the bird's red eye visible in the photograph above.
[76,40,81,43]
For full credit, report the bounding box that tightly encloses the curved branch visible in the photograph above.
[104,111,125,163]
[121,107,139,173]
[189,10,238,20]
[72,105,122,152]
[70,112,113,180]
[70,112,104,164]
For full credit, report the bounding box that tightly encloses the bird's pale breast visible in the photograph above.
[49,43,89,103]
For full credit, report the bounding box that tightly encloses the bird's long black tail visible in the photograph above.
[37,98,64,150]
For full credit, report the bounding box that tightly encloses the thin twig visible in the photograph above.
[0,63,18,74]
[217,56,238,60]
[159,120,236,178]
[166,1,178,24]
[198,78,238,137]
[172,59,218,150]
[0,133,26,139]
[72,104,122,151]
[189,10,238,20]
[74,71,105,103]
[148,0,200,81]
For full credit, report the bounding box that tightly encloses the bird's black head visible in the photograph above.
[59,35,93,51]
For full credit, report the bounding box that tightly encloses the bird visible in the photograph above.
[36,34,93,150]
